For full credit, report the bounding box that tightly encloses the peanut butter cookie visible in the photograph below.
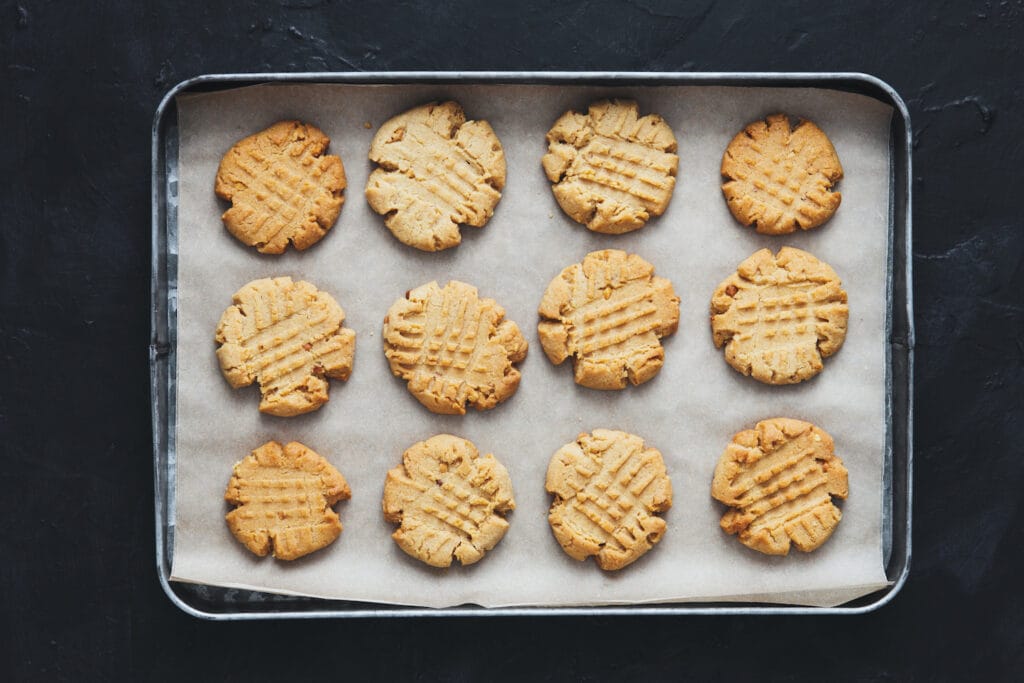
[711,247,848,385]
[225,440,350,561]
[546,429,673,570]
[215,276,356,416]
[365,101,506,251]
[383,434,515,567]
[542,99,678,234]
[538,249,679,390]
[215,120,346,253]
[711,418,849,555]
[383,280,527,414]
[721,113,842,235]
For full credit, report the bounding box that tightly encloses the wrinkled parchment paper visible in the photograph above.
[170,83,893,608]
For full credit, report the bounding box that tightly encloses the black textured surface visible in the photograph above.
[2,1,1022,680]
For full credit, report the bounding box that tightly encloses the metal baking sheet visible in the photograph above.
[150,72,913,618]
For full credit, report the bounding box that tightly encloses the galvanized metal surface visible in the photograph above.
[150,71,913,619]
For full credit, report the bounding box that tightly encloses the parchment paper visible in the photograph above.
[169,83,893,608]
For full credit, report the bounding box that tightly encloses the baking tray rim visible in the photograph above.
[150,70,913,619]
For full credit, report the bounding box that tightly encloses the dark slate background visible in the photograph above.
[2,0,1022,680]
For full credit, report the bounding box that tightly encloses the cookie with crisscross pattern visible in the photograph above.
[383,280,527,414]
[383,435,515,567]
[543,99,678,234]
[712,418,848,556]
[546,430,673,570]
[365,101,506,251]
[721,113,842,235]
[215,120,346,253]
[215,276,356,416]
[538,249,679,390]
[225,440,350,561]
[711,247,847,385]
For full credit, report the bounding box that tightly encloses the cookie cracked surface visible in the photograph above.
[383,280,527,414]
[215,276,356,416]
[542,99,678,234]
[711,418,849,556]
[383,434,515,567]
[721,113,843,235]
[546,430,673,571]
[215,120,346,253]
[538,249,680,390]
[225,440,351,561]
[365,101,506,251]
[711,247,848,385]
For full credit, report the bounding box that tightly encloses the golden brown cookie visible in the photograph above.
[383,434,515,567]
[383,280,527,414]
[215,120,346,253]
[225,440,351,561]
[711,247,848,385]
[721,113,843,235]
[365,101,506,251]
[538,249,680,390]
[546,430,673,571]
[542,99,678,234]
[215,276,356,416]
[711,418,849,556]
